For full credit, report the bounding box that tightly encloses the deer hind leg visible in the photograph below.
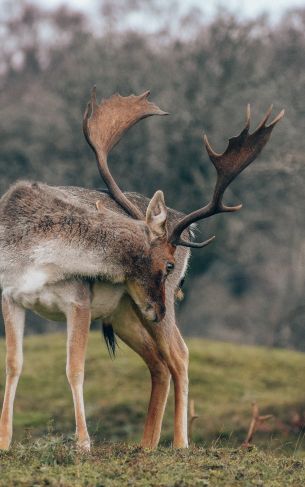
[66,303,91,451]
[0,295,25,450]
[111,296,170,449]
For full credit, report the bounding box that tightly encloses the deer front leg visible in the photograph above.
[66,303,91,451]
[150,308,189,448]
[111,296,170,449]
[168,328,189,448]
[0,295,25,450]
[141,363,170,448]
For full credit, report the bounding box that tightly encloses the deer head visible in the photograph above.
[83,88,284,322]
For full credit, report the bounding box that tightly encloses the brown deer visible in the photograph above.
[0,88,284,451]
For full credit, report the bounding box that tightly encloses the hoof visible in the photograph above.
[140,439,158,449]
[0,436,11,450]
[173,440,189,448]
[76,438,91,453]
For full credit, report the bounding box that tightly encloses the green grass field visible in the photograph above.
[1,331,305,486]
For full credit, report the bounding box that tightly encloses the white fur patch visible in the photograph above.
[31,240,109,279]
[179,248,191,282]
[189,223,196,240]
[20,269,48,294]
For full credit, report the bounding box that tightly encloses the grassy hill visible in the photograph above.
[1,331,305,486]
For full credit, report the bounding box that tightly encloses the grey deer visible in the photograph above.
[0,88,284,450]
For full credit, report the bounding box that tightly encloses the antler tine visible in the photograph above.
[83,86,99,150]
[245,103,251,129]
[83,86,168,220]
[269,109,285,127]
[178,234,216,249]
[139,90,151,100]
[169,104,284,248]
[90,85,98,109]
[255,104,273,131]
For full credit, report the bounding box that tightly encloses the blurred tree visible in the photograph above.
[0,2,305,349]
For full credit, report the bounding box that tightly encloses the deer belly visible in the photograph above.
[90,281,125,320]
[2,269,125,321]
[4,273,87,322]
[22,283,78,321]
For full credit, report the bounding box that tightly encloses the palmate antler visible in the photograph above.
[169,104,285,248]
[83,87,168,219]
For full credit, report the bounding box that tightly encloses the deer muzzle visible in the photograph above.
[126,280,166,324]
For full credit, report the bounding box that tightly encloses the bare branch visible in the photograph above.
[242,401,273,449]
[188,399,199,443]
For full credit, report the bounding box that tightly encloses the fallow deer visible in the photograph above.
[0,88,284,451]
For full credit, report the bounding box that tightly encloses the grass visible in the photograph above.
[1,331,305,485]
[1,440,305,487]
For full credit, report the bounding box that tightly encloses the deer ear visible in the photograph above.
[146,190,168,239]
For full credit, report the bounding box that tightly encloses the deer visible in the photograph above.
[0,87,284,451]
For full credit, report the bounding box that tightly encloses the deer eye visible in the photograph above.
[166,262,175,274]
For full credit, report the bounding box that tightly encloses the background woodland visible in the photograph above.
[0,1,304,349]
